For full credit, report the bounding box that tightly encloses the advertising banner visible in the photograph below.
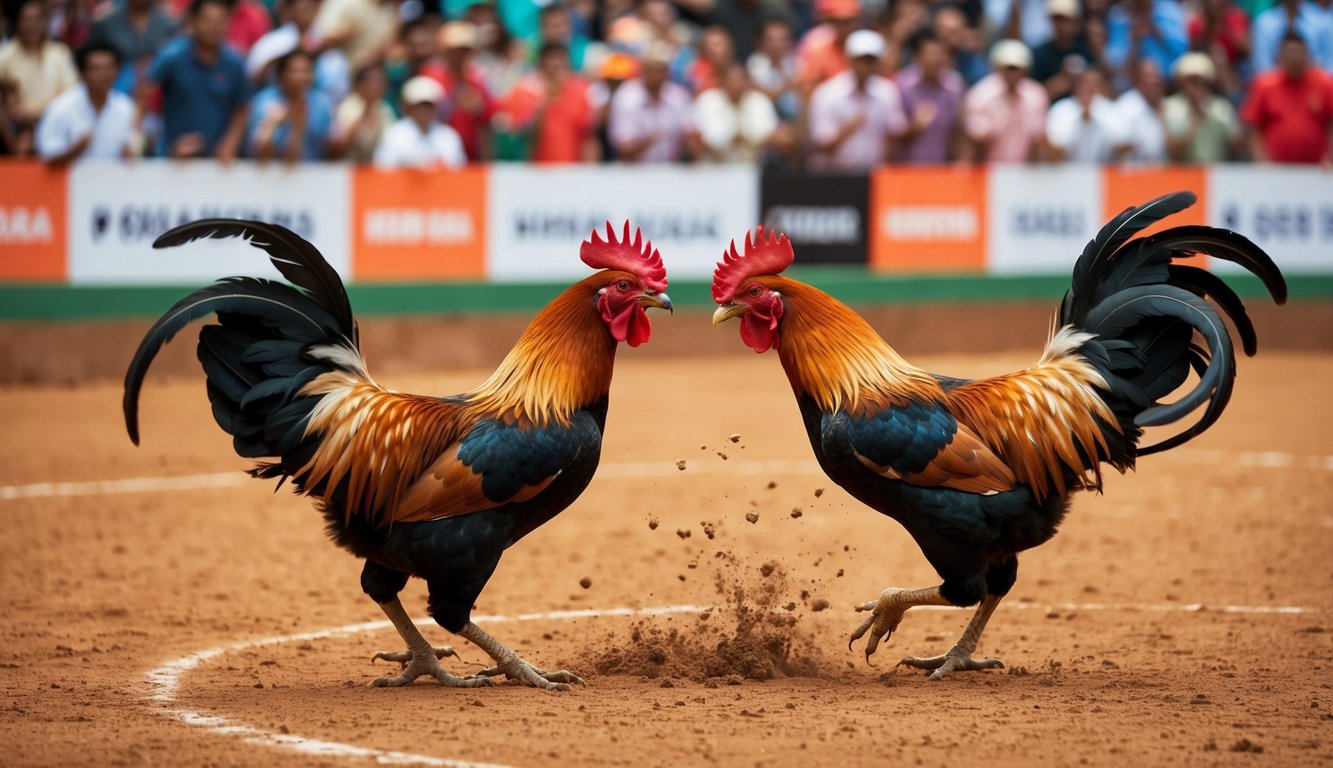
[69,163,350,284]
[1208,166,1333,275]
[0,161,67,281]
[987,164,1103,274]
[485,165,758,281]
[870,166,986,272]
[760,171,869,265]
[351,167,488,281]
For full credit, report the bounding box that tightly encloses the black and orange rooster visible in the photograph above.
[712,192,1285,679]
[124,220,671,690]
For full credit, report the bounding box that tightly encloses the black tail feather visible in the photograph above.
[1059,192,1284,462]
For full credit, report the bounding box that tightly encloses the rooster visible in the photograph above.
[711,192,1285,679]
[124,220,671,690]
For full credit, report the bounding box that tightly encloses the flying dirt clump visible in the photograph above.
[588,558,823,682]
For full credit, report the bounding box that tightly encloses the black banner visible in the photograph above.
[759,171,870,265]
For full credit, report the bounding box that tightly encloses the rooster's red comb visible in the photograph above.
[580,221,667,292]
[712,227,794,304]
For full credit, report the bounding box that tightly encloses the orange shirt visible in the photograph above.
[504,74,595,164]
[794,24,849,87]
[1242,68,1333,163]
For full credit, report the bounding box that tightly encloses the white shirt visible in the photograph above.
[808,71,908,171]
[373,117,466,169]
[35,83,136,162]
[1046,94,1128,162]
[694,88,778,163]
[1115,88,1167,164]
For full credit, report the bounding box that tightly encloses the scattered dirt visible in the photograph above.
[579,577,592,590]
[790,507,803,519]
[745,510,759,524]
[676,460,687,471]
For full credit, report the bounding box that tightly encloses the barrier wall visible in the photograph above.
[1,161,1330,285]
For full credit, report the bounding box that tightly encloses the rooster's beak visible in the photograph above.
[712,303,748,325]
[639,292,673,314]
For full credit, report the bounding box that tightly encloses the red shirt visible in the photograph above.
[504,74,595,164]
[1242,68,1333,163]
[421,63,497,162]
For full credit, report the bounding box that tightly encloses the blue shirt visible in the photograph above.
[1104,0,1188,90]
[246,86,334,160]
[1250,2,1333,74]
[149,37,249,155]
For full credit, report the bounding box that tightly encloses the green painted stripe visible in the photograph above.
[1,272,1328,321]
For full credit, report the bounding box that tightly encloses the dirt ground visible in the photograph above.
[2,341,1331,767]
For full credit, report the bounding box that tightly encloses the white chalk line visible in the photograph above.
[146,597,1318,768]
[5,449,1332,502]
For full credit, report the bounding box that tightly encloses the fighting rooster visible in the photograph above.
[125,220,671,690]
[712,192,1284,679]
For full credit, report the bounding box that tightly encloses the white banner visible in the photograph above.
[485,165,759,282]
[69,162,350,284]
[986,164,1102,274]
[1208,166,1333,275]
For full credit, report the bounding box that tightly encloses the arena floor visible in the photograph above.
[2,348,1330,767]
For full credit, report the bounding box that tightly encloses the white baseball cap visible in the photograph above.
[989,38,1033,70]
[845,29,886,59]
[1046,0,1080,18]
[1173,51,1215,81]
[402,76,444,105]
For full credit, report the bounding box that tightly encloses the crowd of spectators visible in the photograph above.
[1,0,1331,167]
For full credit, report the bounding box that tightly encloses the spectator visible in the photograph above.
[589,50,639,161]
[1164,51,1242,163]
[468,2,530,100]
[689,24,737,92]
[1242,32,1333,165]
[247,48,334,161]
[225,0,274,55]
[1187,0,1250,95]
[332,62,392,162]
[88,0,175,69]
[807,29,908,170]
[422,21,496,162]
[695,61,780,162]
[35,42,137,164]
[0,0,77,131]
[707,0,794,62]
[503,42,598,163]
[746,17,798,120]
[1249,0,1333,74]
[48,0,96,50]
[1116,57,1167,162]
[961,38,1048,162]
[386,18,440,114]
[314,0,396,72]
[1046,67,1127,162]
[537,3,589,72]
[1030,0,1095,102]
[985,0,1053,50]
[148,0,249,161]
[1104,0,1187,92]
[794,0,861,91]
[933,5,988,85]
[374,75,466,168]
[247,0,345,95]
[608,44,697,162]
[893,29,964,163]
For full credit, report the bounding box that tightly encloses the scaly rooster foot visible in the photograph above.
[899,651,1005,680]
[470,657,583,691]
[848,587,913,661]
[369,646,493,688]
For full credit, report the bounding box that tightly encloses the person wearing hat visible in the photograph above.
[373,74,467,168]
[419,21,496,162]
[1163,51,1241,163]
[794,0,864,90]
[1029,0,1097,102]
[607,42,698,162]
[961,38,1049,162]
[807,28,908,170]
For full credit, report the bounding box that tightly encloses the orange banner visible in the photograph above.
[1103,167,1208,234]
[0,161,67,281]
[870,166,987,272]
[352,167,488,281]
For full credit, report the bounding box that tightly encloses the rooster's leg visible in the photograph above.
[899,594,1006,680]
[457,622,583,691]
[849,585,953,659]
[369,598,493,688]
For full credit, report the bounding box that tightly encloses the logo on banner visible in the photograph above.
[881,206,977,240]
[0,206,55,244]
[88,204,318,243]
[764,206,860,245]
[1008,206,1086,237]
[0,162,67,281]
[1220,203,1333,240]
[363,208,475,245]
[511,212,720,242]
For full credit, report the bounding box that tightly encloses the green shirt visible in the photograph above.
[1163,93,1241,163]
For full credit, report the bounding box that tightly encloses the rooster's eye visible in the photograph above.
[749,286,761,297]
[617,280,630,291]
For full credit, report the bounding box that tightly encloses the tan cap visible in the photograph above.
[402,75,444,105]
[440,20,479,49]
[989,38,1032,70]
[1046,0,1080,18]
[1173,51,1215,81]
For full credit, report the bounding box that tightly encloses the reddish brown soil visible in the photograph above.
[1,347,1331,767]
